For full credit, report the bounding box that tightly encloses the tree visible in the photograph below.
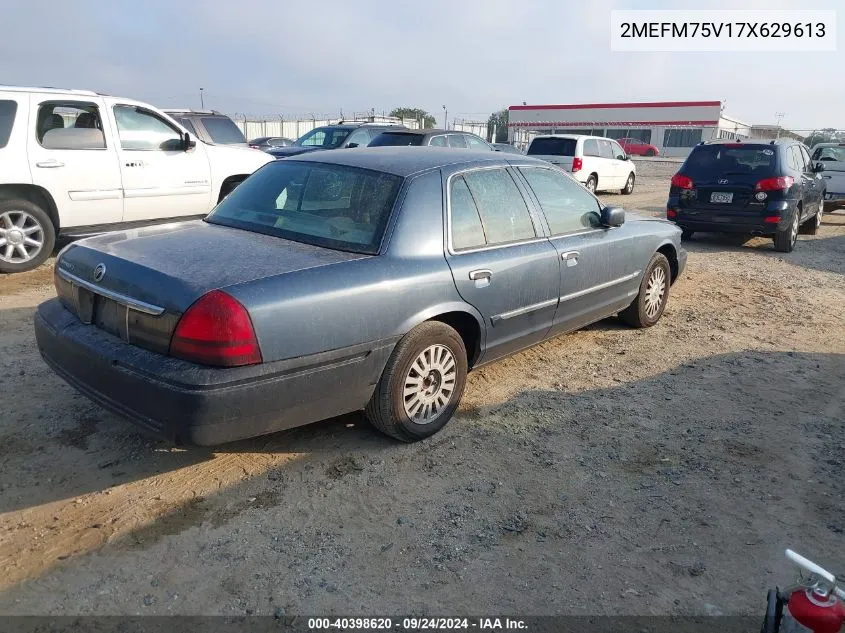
[390,108,436,128]
[487,108,509,143]
[804,127,843,147]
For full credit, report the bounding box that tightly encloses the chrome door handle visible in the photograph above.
[562,250,580,267]
[468,269,492,281]
[35,160,64,168]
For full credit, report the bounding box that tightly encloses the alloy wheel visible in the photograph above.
[0,210,45,264]
[644,266,667,319]
[403,344,457,425]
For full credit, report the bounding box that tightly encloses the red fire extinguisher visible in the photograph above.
[763,550,845,633]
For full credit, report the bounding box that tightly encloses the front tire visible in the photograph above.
[680,229,694,241]
[365,321,468,442]
[645,149,656,157]
[774,210,800,252]
[0,199,56,274]
[621,173,635,195]
[620,252,671,328]
[801,200,823,235]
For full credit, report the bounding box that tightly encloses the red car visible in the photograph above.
[617,137,660,157]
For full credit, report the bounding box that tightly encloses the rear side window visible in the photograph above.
[527,137,576,156]
[429,135,448,147]
[37,101,106,150]
[447,134,468,148]
[0,100,17,148]
[369,132,424,147]
[200,117,246,144]
[460,169,536,246]
[583,139,600,157]
[449,176,487,250]
[465,135,489,150]
[684,145,776,178]
[519,167,600,235]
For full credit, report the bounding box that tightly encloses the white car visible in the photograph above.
[0,86,272,273]
[811,142,845,210]
[526,134,636,195]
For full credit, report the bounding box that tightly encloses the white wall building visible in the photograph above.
[508,101,750,157]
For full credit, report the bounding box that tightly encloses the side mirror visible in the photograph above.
[812,162,825,173]
[346,142,359,149]
[600,206,625,227]
[182,132,196,151]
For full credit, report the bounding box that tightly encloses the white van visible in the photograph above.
[810,143,845,210]
[0,86,272,273]
[526,134,636,196]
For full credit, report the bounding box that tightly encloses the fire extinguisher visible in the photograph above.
[762,550,845,633]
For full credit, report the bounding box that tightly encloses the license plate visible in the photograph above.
[710,192,733,204]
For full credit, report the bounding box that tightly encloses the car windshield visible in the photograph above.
[813,146,845,162]
[527,137,577,156]
[684,145,776,177]
[295,127,352,148]
[200,117,247,144]
[368,133,424,147]
[206,160,403,255]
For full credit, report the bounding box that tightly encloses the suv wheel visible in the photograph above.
[680,229,694,241]
[621,173,635,195]
[801,200,823,235]
[585,175,598,193]
[774,210,800,252]
[365,321,468,442]
[0,200,56,274]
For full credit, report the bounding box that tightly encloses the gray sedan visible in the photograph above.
[35,148,686,445]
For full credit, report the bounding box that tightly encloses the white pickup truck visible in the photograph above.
[0,86,272,273]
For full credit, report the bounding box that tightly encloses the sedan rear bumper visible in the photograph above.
[35,299,395,445]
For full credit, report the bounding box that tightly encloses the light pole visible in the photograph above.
[442,105,447,130]
[775,112,785,139]
[199,88,204,109]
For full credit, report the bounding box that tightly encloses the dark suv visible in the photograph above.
[666,139,826,252]
[266,123,404,158]
[163,110,248,146]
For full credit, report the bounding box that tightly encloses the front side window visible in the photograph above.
[369,132,424,147]
[429,135,448,147]
[465,135,489,150]
[345,128,371,148]
[207,161,402,254]
[610,140,627,160]
[598,139,615,159]
[114,105,182,151]
[0,100,18,148]
[37,101,105,150]
[583,139,601,157]
[799,146,813,170]
[519,167,601,235]
[296,127,350,148]
[200,117,246,144]
[449,176,486,250]
[447,134,468,148]
[813,146,845,162]
[460,169,535,246]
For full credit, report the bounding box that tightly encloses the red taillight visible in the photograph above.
[671,174,694,190]
[571,157,583,173]
[755,176,794,191]
[667,208,678,218]
[764,216,781,224]
[169,290,262,367]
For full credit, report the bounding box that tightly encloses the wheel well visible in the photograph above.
[429,311,482,369]
[657,244,679,283]
[218,175,248,203]
[0,184,60,231]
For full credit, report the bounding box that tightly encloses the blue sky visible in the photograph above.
[0,0,842,131]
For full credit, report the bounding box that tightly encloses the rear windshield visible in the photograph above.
[527,137,576,156]
[368,133,424,147]
[207,160,403,255]
[200,117,246,144]
[813,146,845,162]
[0,100,17,148]
[683,145,777,177]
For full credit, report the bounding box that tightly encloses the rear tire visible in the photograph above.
[0,199,56,274]
[621,173,635,195]
[645,149,656,157]
[365,321,468,442]
[585,175,598,194]
[620,253,671,328]
[680,229,694,241]
[774,210,800,252]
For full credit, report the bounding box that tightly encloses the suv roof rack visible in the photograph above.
[162,109,222,115]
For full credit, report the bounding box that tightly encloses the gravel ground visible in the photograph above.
[0,163,843,616]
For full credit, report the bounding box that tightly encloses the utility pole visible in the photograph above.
[442,105,447,130]
[199,88,204,109]
[775,112,785,138]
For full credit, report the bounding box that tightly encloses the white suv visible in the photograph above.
[526,134,636,196]
[0,86,272,273]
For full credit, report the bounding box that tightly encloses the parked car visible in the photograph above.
[266,122,402,158]
[617,137,660,157]
[35,148,686,445]
[369,129,495,150]
[526,134,636,195]
[810,143,845,210]
[162,109,248,147]
[666,139,826,252]
[249,136,295,150]
[0,87,272,273]
[492,142,523,154]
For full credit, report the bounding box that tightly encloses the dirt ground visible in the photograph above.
[0,162,843,616]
